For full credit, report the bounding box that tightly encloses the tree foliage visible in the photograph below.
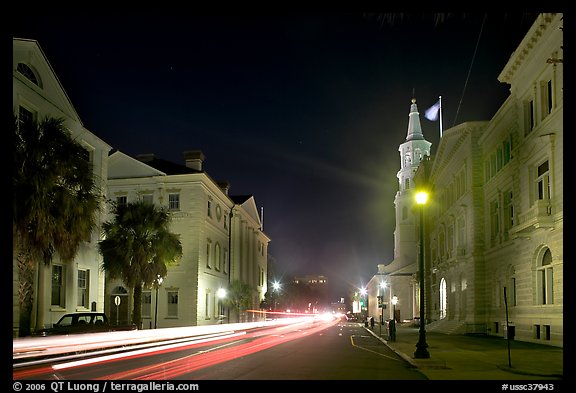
[13,115,101,336]
[99,201,183,328]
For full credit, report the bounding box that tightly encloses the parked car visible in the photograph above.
[344,314,358,322]
[33,312,137,336]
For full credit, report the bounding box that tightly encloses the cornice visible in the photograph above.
[498,13,562,84]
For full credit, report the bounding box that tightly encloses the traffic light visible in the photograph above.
[377,295,383,308]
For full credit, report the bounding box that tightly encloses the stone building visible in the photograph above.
[106,150,270,327]
[368,13,563,347]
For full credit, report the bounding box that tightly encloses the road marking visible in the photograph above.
[349,335,403,362]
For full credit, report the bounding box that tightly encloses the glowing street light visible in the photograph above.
[414,190,430,359]
[272,281,281,311]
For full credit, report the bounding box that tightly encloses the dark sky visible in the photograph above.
[13,11,539,300]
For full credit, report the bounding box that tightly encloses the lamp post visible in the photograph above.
[392,295,398,323]
[414,191,430,358]
[217,287,227,324]
[272,281,281,312]
[379,281,387,336]
[154,275,163,329]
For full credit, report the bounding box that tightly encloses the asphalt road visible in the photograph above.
[14,318,427,380]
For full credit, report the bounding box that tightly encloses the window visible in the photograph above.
[224,214,228,229]
[77,269,89,308]
[116,196,127,208]
[214,242,221,271]
[503,190,514,238]
[142,291,152,318]
[205,292,210,319]
[168,193,180,210]
[206,239,212,268]
[503,136,512,166]
[526,99,535,135]
[404,178,410,190]
[536,161,550,201]
[447,224,454,257]
[51,265,64,307]
[207,200,212,218]
[17,63,39,85]
[541,79,553,117]
[537,249,553,305]
[167,291,179,317]
[439,278,447,319]
[490,200,499,243]
[457,216,465,251]
[223,249,229,274]
[18,106,34,129]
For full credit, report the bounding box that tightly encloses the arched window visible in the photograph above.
[17,63,39,86]
[439,278,447,319]
[537,248,554,304]
[214,242,221,271]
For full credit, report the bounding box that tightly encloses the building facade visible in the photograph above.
[368,13,563,347]
[13,37,270,335]
[106,151,270,328]
[12,38,112,336]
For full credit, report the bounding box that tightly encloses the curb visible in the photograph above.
[364,326,418,368]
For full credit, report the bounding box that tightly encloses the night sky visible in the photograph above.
[13,11,539,300]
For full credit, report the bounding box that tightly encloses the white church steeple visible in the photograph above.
[393,98,432,264]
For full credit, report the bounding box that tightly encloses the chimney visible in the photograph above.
[183,150,205,171]
[136,153,156,163]
[217,180,231,195]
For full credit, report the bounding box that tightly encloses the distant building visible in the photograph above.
[289,275,330,313]
[106,151,270,327]
[368,13,563,347]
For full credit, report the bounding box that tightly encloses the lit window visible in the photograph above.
[168,193,180,210]
[77,269,89,308]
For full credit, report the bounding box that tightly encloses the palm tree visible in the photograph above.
[222,280,254,323]
[13,115,102,337]
[98,201,183,328]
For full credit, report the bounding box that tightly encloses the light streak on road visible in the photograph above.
[13,314,341,380]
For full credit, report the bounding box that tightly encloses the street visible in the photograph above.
[13,316,427,380]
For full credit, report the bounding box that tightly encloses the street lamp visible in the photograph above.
[154,275,163,329]
[272,281,281,311]
[414,191,430,359]
[217,287,227,324]
[378,281,387,336]
[392,295,398,323]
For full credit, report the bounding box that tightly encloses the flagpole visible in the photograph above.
[439,95,443,138]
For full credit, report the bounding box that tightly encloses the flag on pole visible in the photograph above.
[425,96,443,137]
[425,100,441,121]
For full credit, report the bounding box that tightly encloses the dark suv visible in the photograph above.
[34,312,136,336]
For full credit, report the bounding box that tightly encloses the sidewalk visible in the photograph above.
[365,322,563,380]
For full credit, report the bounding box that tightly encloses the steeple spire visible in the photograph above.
[406,98,425,141]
